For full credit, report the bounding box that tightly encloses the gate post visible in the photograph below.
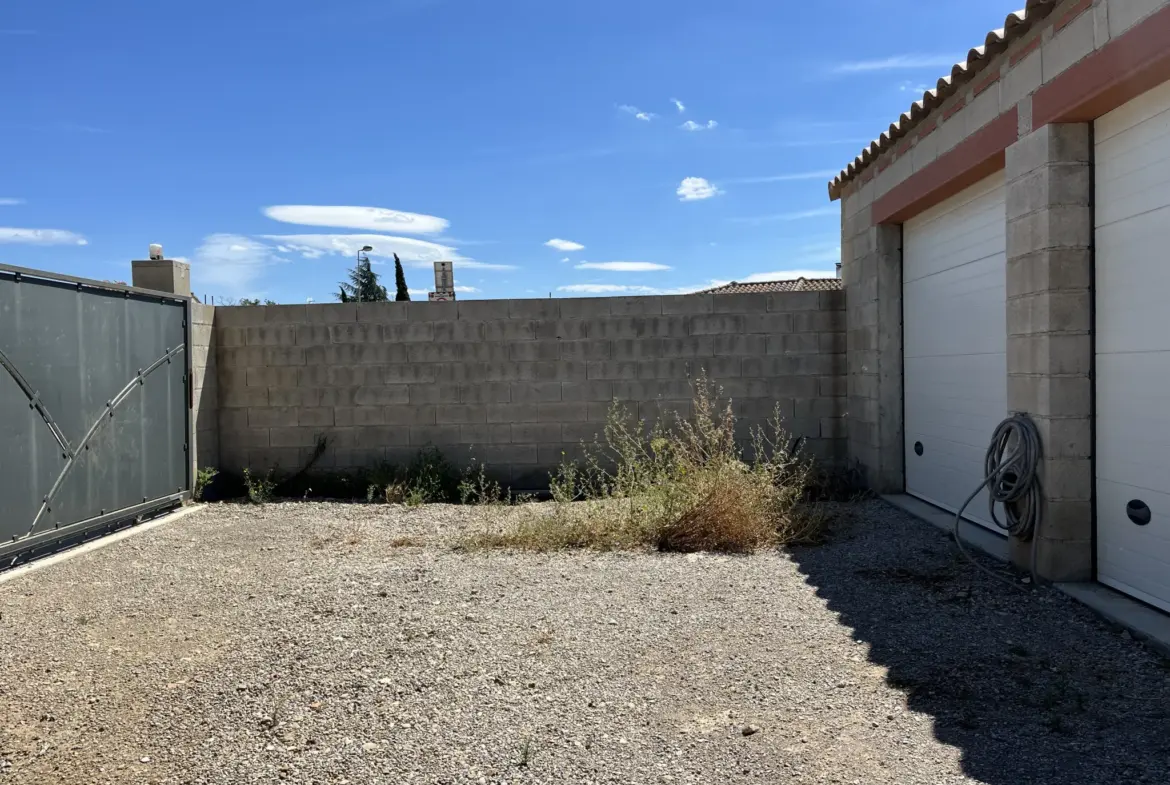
[132,258,191,297]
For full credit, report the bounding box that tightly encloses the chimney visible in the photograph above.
[131,243,191,296]
[835,262,842,279]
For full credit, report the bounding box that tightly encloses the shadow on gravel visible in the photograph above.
[789,500,1170,785]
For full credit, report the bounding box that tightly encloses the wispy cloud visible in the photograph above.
[730,206,838,224]
[677,177,721,202]
[59,123,110,134]
[190,234,287,293]
[671,98,686,114]
[560,257,570,263]
[264,205,448,235]
[0,198,25,206]
[557,281,720,296]
[545,238,585,252]
[260,232,515,270]
[558,284,660,295]
[681,120,718,132]
[619,105,655,122]
[524,147,616,166]
[724,169,839,184]
[0,227,87,245]
[899,80,932,94]
[575,261,671,272]
[832,54,958,74]
[409,285,479,296]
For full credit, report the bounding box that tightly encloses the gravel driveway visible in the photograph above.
[0,500,1167,784]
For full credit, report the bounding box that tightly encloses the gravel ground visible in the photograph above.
[0,499,1167,785]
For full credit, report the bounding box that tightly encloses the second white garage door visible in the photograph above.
[1095,79,1170,613]
[903,172,1007,531]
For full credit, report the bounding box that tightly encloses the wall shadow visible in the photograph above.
[788,499,1170,785]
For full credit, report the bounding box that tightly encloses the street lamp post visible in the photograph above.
[355,245,373,302]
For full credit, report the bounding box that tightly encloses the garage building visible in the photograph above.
[831,0,1170,611]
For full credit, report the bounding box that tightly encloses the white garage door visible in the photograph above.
[1095,79,1170,612]
[903,172,1007,531]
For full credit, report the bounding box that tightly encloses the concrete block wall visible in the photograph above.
[190,302,219,478]
[1005,123,1094,581]
[210,292,846,488]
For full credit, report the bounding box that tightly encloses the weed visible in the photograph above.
[308,524,368,550]
[384,482,407,504]
[243,468,277,504]
[515,737,533,768]
[194,466,219,501]
[406,446,459,504]
[459,460,506,505]
[461,372,819,553]
[388,535,426,548]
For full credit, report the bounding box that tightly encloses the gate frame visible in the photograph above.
[0,263,193,563]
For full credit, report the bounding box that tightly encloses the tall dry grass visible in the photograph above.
[461,373,824,553]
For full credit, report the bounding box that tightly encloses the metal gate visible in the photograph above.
[0,263,190,563]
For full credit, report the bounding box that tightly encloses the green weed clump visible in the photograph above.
[243,467,277,504]
[461,372,822,553]
[194,466,219,501]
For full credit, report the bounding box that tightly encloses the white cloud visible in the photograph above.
[899,80,931,94]
[560,257,570,263]
[0,198,25,206]
[575,261,671,272]
[558,284,660,294]
[263,205,448,235]
[190,234,286,293]
[259,233,517,270]
[0,227,87,245]
[671,98,686,113]
[832,54,957,74]
[680,120,718,131]
[677,177,721,201]
[557,281,718,296]
[619,105,655,121]
[731,206,839,224]
[409,285,479,296]
[725,169,839,184]
[545,238,585,252]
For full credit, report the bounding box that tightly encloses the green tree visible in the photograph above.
[238,297,276,306]
[337,258,388,302]
[393,253,410,302]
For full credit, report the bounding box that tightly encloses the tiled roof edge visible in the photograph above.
[828,1,1058,200]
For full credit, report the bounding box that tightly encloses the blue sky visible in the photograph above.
[1,1,1007,302]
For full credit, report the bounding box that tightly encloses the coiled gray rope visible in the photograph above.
[952,412,1043,589]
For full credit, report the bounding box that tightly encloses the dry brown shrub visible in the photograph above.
[459,372,826,554]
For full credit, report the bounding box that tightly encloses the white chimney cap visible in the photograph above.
[149,243,164,261]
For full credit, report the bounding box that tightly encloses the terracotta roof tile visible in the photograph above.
[704,277,842,294]
[828,1,1058,200]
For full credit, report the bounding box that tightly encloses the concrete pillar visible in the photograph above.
[842,186,904,492]
[132,258,191,297]
[1004,123,1093,581]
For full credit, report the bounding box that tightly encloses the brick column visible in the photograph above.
[842,186,904,492]
[1004,123,1093,581]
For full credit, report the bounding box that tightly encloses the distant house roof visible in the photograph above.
[704,277,842,295]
